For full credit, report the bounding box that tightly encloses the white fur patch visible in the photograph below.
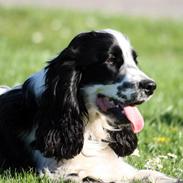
[0,86,10,95]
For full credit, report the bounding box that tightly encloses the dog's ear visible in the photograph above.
[34,48,87,159]
[108,126,138,157]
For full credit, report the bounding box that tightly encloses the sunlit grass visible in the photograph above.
[0,6,183,181]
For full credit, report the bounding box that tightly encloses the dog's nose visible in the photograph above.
[139,79,156,95]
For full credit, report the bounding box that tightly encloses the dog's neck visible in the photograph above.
[84,107,138,158]
[82,109,112,156]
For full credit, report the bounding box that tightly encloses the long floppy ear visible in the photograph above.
[34,48,87,159]
[108,126,138,157]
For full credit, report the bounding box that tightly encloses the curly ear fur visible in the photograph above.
[108,126,138,157]
[34,49,87,159]
[105,109,138,157]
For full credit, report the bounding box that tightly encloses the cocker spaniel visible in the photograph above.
[0,29,180,183]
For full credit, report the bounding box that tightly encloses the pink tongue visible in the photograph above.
[123,106,144,133]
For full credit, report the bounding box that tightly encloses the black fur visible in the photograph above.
[108,127,137,157]
[34,52,87,159]
[0,89,36,169]
[0,30,139,169]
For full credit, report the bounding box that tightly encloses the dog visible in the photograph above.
[0,29,180,183]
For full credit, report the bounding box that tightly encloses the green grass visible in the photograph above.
[0,6,183,182]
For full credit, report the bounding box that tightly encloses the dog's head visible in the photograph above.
[78,29,156,131]
[32,29,156,159]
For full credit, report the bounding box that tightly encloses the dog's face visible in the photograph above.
[67,29,156,130]
[34,29,156,159]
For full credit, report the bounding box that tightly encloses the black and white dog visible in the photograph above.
[0,29,180,182]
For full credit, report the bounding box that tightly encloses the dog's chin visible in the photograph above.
[95,94,144,157]
[96,94,145,134]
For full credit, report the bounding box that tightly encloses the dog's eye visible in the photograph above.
[105,55,116,65]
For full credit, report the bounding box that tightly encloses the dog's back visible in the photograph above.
[0,87,35,169]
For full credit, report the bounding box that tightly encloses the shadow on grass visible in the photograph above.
[159,111,183,126]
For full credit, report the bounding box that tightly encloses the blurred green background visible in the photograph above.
[0,1,183,181]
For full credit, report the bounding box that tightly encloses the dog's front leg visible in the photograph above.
[51,152,139,183]
[132,169,181,183]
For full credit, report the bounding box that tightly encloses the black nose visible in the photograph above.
[139,79,156,95]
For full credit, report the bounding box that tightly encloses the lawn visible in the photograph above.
[0,6,183,182]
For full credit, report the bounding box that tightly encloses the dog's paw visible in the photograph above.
[152,177,180,183]
[133,170,179,183]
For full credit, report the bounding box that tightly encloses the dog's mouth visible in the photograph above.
[96,94,144,133]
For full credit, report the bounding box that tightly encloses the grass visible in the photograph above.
[0,5,183,182]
